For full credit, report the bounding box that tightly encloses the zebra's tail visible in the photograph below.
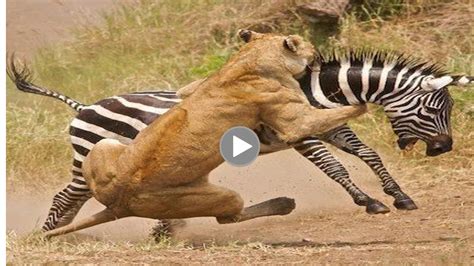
[452,75,474,86]
[7,54,86,112]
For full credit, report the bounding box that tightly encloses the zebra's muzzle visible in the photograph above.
[426,134,453,157]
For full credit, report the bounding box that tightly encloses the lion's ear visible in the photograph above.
[238,29,264,43]
[238,29,252,43]
[284,35,302,53]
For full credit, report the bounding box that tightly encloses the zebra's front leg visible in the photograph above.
[293,137,390,214]
[323,126,417,211]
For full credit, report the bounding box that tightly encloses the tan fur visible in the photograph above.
[176,78,204,98]
[45,32,366,237]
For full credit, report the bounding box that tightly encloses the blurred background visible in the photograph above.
[6,0,473,263]
[7,0,472,200]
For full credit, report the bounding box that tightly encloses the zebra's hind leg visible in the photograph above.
[294,137,390,214]
[42,175,93,231]
[55,193,93,228]
[150,219,187,241]
[324,126,417,211]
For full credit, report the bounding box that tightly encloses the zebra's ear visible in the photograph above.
[451,75,474,87]
[422,76,454,91]
[423,75,474,91]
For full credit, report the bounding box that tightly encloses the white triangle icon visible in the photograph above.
[233,136,253,158]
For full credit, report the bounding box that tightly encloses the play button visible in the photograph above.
[220,126,260,167]
[233,136,252,157]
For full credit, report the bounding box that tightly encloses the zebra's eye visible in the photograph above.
[425,106,441,115]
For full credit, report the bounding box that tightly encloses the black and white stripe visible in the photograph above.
[42,91,180,230]
[8,51,471,231]
[304,51,457,155]
[7,58,85,112]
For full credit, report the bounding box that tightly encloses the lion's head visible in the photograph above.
[230,30,315,80]
[178,30,315,98]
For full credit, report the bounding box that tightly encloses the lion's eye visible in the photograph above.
[425,106,441,114]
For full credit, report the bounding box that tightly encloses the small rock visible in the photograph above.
[297,0,351,23]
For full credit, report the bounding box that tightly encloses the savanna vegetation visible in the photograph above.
[6,0,473,263]
[7,0,472,193]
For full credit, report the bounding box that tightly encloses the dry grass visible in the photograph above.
[6,0,317,194]
[7,0,474,264]
[7,204,473,264]
[6,0,473,193]
[335,0,473,189]
[31,0,316,99]
[6,231,178,253]
[6,1,474,263]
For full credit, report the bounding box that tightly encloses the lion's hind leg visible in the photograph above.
[44,183,296,238]
[129,183,296,224]
[216,197,296,224]
[128,183,245,219]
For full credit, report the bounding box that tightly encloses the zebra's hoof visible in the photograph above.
[366,199,390,214]
[394,198,418,210]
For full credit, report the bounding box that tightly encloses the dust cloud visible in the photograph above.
[7,148,390,240]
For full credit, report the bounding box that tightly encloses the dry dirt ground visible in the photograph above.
[8,180,474,264]
[6,1,474,264]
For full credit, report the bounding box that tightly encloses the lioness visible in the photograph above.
[44,31,366,237]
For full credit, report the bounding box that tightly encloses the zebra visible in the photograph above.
[7,50,472,232]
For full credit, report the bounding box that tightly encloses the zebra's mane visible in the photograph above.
[317,48,447,76]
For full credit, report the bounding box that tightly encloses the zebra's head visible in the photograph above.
[301,48,474,157]
[385,75,472,156]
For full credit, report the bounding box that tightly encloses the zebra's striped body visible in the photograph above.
[8,51,472,231]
